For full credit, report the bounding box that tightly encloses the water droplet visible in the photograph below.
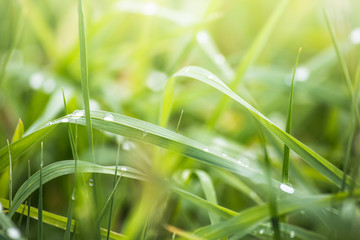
[280,183,295,194]
[295,66,310,82]
[72,110,85,120]
[237,158,249,167]
[71,191,76,201]
[104,113,114,121]
[290,230,295,238]
[350,28,360,45]
[29,72,44,90]
[208,75,214,80]
[259,229,264,235]
[203,148,209,152]
[143,2,158,15]
[185,68,190,72]
[142,130,148,137]
[214,54,225,65]
[61,118,69,123]
[146,71,167,92]
[88,179,94,187]
[196,31,209,44]
[121,167,127,172]
[45,122,53,127]
[122,141,135,151]
[7,227,20,239]
[221,153,227,157]
[90,99,100,110]
[42,78,56,94]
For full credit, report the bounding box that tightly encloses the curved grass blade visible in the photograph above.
[207,0,291,128]
[172,66,351,187]
[11,119,24,143]
[77,0,95,164]
[194,170,220,225]
[282,48,302,184]
[194,191,359,239]
[0,199,127,240]
[9,160,146,218]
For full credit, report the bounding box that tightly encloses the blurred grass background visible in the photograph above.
[1,0,360,239]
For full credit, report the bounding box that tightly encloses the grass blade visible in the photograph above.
[259,130,280,240]
[282,48,302,184]
[77,0,95,164]
[38,142,44,240]
[62,89,78,240]
[7,139,12,210]
[9,160,146,218]
[0,198,128,240]
[321,6,352,95]
[106,142,121,240]
[207,0,291,128]
[11,119,24,143]
[194,170,220,225]
[26,160,31,239]
[172,66,351,187]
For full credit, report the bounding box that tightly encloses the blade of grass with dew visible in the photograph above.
[7,139,12,210]
[193,191,359,240]
[38,142,43,240]
[77,0,95,164]
[62,89,79,240]
[282,48,302,184]
[0,112,268,185]
[259,129,280,240]
[0,199,127,240]
[212,169,264,205]
[172,66,352,187]
[207,0,291,128]
[9,160,146,217]
[106,143,121,240]
[194,170,220,225]
[26,160,31,238]
[60,111,269,183]
[11,119,24,143]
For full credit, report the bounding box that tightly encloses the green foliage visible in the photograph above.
[1,0,360,239]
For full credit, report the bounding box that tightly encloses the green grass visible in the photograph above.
[1,0,360,239]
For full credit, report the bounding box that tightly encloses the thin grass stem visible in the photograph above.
[38,142,44,240]
[7,139,12,211]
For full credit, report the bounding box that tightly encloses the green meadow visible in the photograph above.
[0,0,359,239]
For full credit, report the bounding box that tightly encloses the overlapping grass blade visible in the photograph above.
[26,160,31,238]
[9,160,146,217]
[194,170,220,225]
[0,199,127,240]
[207,0,291,128]
[0,126,56,173]
[194,191,359,239]
[282,48,302,184]
[172,66,351,187]
[11,119,24,143]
